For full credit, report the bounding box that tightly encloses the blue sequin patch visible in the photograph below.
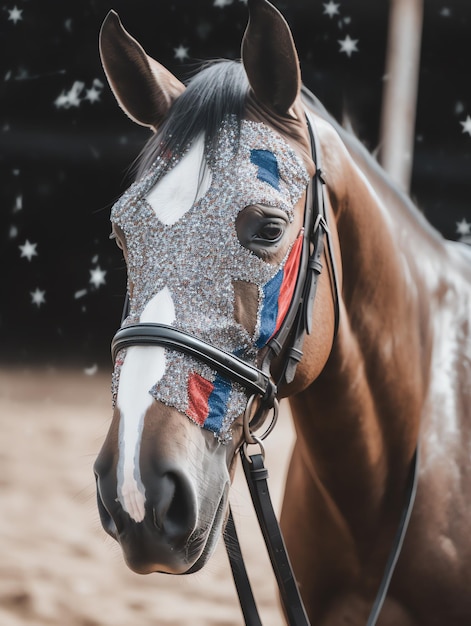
[256,267,283,348]
[250,149,280,190]
[204,374,232,434]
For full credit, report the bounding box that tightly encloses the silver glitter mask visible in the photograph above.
[111,118,310,441]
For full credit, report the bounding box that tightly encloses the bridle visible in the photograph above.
[112,112,340,436]
[110,112,418,626]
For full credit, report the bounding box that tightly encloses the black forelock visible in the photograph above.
[135,60,249,179]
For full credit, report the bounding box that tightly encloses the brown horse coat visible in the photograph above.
[95,1,471,623]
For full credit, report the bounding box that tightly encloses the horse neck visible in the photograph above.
[291,121,434,532]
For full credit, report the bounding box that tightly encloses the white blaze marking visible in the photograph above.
[146,134,212,225]
[116,286,176,522]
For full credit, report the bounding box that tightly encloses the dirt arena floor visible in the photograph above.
[0,367,295,626]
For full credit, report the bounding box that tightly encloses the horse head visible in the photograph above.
[94,0,337,576]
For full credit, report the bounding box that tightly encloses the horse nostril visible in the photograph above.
[152,474,175,531]
[153,506,163,531]
[151,471,197,545]
[95,471,120,538]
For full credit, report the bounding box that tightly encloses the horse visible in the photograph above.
[94,0,471,624]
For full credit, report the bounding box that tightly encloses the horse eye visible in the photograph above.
[236,206,288,256]
[255,223,284,242]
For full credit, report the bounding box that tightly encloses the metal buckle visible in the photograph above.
[243,393,280,445]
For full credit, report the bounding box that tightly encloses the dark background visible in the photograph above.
[1,0,470,369]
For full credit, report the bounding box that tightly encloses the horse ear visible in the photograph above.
[99,11,185,131]
[241,0,301,115]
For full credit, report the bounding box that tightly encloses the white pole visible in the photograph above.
[379,0,423,192]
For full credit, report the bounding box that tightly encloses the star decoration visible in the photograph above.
[30,288,46,308]
[174,45,190,62]
[13,194,22,212]
[84,86,100,103]
[89,266,107,288]
[19,239,38,261]
[460,115,471,136]
[54,81,84,108]
[456,218,471,236]
[323,2,340,18]
[338,35,359,57]
[8,6,23,24]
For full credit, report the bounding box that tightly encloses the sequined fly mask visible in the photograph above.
[111,118,310,441]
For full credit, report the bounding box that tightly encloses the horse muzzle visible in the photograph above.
[94,433,230,574]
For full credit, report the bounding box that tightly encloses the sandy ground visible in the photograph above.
[0,367,295,626]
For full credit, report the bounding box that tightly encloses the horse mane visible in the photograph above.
[135,60,249,179]
[300,86,445,249]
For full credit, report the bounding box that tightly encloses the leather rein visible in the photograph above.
[110,114,418,626]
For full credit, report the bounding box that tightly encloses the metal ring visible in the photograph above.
[258,397,279,441]
[243,436,265,462]
[243,394,258,444]
[243,395,280,445]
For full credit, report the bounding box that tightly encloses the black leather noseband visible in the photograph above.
[112,323,276,406]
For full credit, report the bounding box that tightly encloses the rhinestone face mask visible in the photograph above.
[111,118,310,442]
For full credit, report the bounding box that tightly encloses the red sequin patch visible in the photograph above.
[187,372,214,426]
[273,232,303,336]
